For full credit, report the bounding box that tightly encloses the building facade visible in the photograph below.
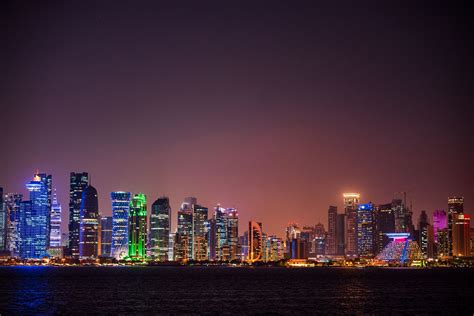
[356,203,375,258]
[344,193,360,257]
[150,197,171,261]
[100,216,113,257]
[326,206,337,255]
[447,197,464,256]
[128,194,147,260]
[79,185,100,258]
[49,189,62,248]
[248,221,263,262]
[110,191,131,259]
[69,172,89,257]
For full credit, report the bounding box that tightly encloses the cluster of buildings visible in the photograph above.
[283,193,473,264]
[0,172,472,265]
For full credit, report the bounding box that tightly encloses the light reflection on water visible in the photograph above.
[1,267,473,315]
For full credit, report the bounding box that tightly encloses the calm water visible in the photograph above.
[0,266,473,315]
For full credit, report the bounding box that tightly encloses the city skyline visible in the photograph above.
[1,2,473,240]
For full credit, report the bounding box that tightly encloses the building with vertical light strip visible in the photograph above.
[49,189,62,247]
[150,197,171,261]
[79,185,100,258]
[110,191,131,259]
[343,193,359,257]
[447,196,464,256]
[69,172,89,257]
[128,194,147,260]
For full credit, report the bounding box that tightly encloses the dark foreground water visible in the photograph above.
[1,267,473,315]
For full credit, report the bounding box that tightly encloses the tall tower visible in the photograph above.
[343,193,360,257]
[248,221,263,262]
[150,197,171,261]
[20,171,52,259]
[79,185,100,258]
[193,204,208,261]
[452,213,470,257]
[128,193,147,260]
[4,193,22,256]
[175,198,194,261]
[374,203,395,255]
[447,196,464,256]
[49,189,62,247]
[69,172,89,257]
[0,187,4,251]
[356,203,375,258]
[327,206,337,255]
[100,216,113,257]
[110,191,131,259]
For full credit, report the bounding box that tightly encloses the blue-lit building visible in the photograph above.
[20,172,52,259]
[0,187,5,251]
[356,202,375,258]
[69,172,89,257]
[49,189,62,247]
[110,191,131,259]
[4,193,22,257]
[100,216,113,257]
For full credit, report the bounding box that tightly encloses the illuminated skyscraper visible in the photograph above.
[432,210,447,243]
[356,203,375,258]
[418,210,434,259]
[326,206,337,255]
[336,214,345,255]
[452,213,470,257]
[100,216,113,257]
[69,172,89,257]
[248,221,263,262]
[110,191,131,259]
[343,193,359,257]
[19,172,52,259]
[4,193,22,256]
[175,198,194,261]
[208,218,216,261]
[374,203,395,255]
[150,197,171,261]
[447,196,464,256]
[128,193,147,260]
[79,185,100,258]
[49,189,62,247]
[193,204,208,261]
[226,208,239,261]
[213,206,239,261]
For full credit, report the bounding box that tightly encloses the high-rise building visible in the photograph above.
[0,187,4,252]
[452,213,470,257]
[374,203,395,256]
[327,206,337,255]
[248,221,263,262]
[150,197,171,261]
[100,216,113,257]
[4,193,22,256]
[193,204,208,261]
[343,193,359,257]
[175,198,194,261]
[49,189,62,248]
[69,172,89,257]
[432,210,447,243]
[418,210,434,259]
[336,214,345,256]
[356,203,375,258]
[213,206,239,261]
[447,196,464,256]
[110,191,131,259]
[79,185,100,258]
[470,228,474,257]
[128,194,147,260]
[19,172,52,259]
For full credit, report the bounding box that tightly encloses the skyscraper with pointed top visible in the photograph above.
[49,189,62,247]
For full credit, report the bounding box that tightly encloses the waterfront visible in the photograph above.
[1,267,473,315]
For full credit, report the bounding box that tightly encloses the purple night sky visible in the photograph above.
[1,2,473,236]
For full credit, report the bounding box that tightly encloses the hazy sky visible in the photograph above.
[1,2,473,236]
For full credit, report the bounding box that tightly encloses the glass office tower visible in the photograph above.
[128,194,147,260]
[110,191,131,259]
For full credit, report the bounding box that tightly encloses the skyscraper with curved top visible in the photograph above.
[248,221,263,262]
[79,185,100,258]
[111,191,131,259]
[128,193,147,260]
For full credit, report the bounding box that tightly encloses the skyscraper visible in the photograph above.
[128,193,147,260]
[356,203,375,258]
[432,210,447,243]
[326,206,337,255]
[100,216,113,257]
[110,191,131,259]
[343,193,359,257]
[193,204,208,261]
[374,203,395,255]
[150,197,171,261]
[248,221,263,262]
[79,185,100,258]
[69,172,89,257]
[447,196,464,256]
[49,189,62,248]
[336,214,345,256]
[418,210,434,259]
[226,208,239,261]
[19,172,52,259]
[213,206,239,261]
[175,198,194,261]
[4,193,22,257]
[452,213,470,257]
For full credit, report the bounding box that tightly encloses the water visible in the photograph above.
[1,266,473,315]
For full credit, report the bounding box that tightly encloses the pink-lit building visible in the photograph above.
[432,210,447,243]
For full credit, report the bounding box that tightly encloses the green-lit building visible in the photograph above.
[128,194,147,260]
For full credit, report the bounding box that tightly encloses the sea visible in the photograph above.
[0,266,473,315]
